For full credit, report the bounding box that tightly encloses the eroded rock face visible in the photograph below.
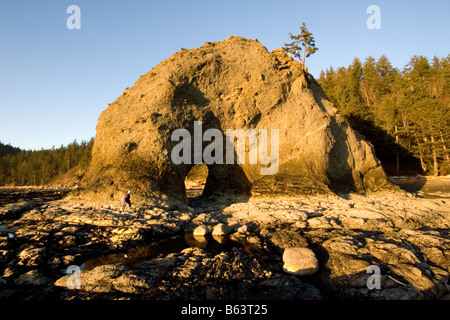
[83,36,390,203]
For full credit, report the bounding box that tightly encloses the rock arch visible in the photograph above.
[82,37,390,203]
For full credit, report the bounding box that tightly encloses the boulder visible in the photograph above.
[212,223,230,236]
[282,247,319,276]
[193,225,210,236]
[82,36,391,203]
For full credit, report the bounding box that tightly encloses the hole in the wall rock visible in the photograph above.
[184,162,208,199]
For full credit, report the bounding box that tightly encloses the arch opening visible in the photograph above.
[184,162,208,199]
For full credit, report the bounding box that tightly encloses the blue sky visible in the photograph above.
[0,0,449,150]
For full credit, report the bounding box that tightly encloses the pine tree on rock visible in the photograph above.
[283,22,318,70]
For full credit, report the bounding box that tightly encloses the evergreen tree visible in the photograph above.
[0,138,95,186]
[361,56,383,114]
[318,54,449,176]
[0,142,21,157]
[282,22,318,68]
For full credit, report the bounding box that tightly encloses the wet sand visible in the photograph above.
[390,176,450,199]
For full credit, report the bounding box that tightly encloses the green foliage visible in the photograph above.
[0,142,21,158]
[185,163,208,182]
[282,22,318,67]
[0,138,94,186]
[318,54,450,176]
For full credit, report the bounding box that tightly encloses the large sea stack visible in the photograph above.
[83,36,390,203]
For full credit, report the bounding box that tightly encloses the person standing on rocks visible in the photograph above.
[121,190,131,213]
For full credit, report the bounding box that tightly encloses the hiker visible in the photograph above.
[121,190,131,212]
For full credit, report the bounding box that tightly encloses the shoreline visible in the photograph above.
[0,186,449,300]
[1,174,449,189]
[388,175,450,183]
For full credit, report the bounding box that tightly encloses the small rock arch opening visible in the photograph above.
[184,162,208,199]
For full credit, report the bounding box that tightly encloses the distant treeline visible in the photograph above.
[318,54,450,176]
[0,143,21,158]
[0,139,94,186]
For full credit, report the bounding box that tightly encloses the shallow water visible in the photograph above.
[84,232,244,271]
[0,220,16,233]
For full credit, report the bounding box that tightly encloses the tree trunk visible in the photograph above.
[41,166,47,186]
[395,125,400,175]
[430,135,439,176]
[302,43,306,67]
[440,130,450,163]
[401,112,408,128]
[417,137,427,173]
[419,152,426,173]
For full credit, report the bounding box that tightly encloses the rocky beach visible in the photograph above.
[0,179,449,300]
[1,37,448,302]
